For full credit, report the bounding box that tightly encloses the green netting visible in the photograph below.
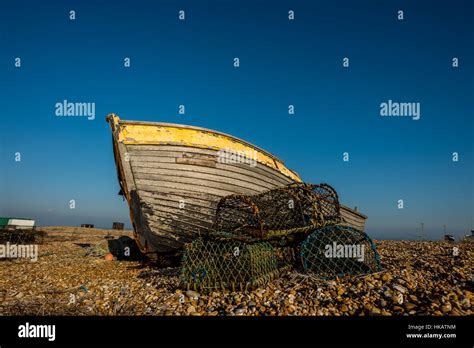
[212,183,342,243]
[300,225,382,279]
[179,183,381,290]
[0,229,44,244]
[180,238,293,291]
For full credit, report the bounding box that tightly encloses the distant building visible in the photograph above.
[80,224,94,228]
[0,217,35,230]
[112,222,124,230]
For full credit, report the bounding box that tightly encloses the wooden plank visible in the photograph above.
[147,219,201,240]
[146,216,208,239]
[138,189,218,208]
[127,144,220,155]
[119,143,136,193]
[132,166,278,190]
[175,157,216,168]
[145,209,212,232]
[130,155,292,186]
[127,147,217,159]
[126,147,293,185]
[132,161,289,187]
[138,185,221,204]
[138,191,217,213]
[119,121,281,157]
[340,208,366,230]
[133,169,274,193]
[135,179,258,197]
[140,198,215,223]
[140,228,183,250]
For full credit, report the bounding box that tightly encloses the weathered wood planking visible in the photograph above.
[126,144,293,251]
[107,115,368,253]
[133,167,278,191]
[129,155,292,185]
[340,207,367,231]
[133,170,274,193]
[133,161,289,187]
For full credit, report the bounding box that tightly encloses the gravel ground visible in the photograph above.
[0,227,472,316]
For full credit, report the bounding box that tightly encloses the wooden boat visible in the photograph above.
[106,114,367,254]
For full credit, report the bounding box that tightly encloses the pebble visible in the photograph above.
[392,284,407,294]
[186,290,199,299]
[370,307,381,315]
[441,304,452,313]
[15,292,24,299]
[449,308,462,316]
[1,229,472,317]
[392,293,404,305]
[234,307,245,315]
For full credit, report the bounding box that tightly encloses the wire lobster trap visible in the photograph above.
[180,238,293,291]
[212,183,342,243]
[0,229,44,244]
[300,225,382,279]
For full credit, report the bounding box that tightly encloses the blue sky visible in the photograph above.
[0,0,472,239]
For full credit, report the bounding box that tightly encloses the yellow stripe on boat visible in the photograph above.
[108,114,301,182]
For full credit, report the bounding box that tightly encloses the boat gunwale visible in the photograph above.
[340,205,368,219]
[115,118,295,170]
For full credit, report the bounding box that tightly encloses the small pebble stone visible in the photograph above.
[0,229,471,317]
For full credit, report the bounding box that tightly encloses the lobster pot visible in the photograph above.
[213,183,342,242]
[300,225,382,279]
[180,239,290,291]
[0,229,44,244]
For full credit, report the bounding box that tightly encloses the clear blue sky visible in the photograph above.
[0,0,472,240]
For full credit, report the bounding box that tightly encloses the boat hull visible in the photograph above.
[107,115,367,253]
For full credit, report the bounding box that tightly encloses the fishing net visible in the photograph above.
[179,183,378,290]
[300,225,382,279]
[212,183,342,243]
[180,238,293,291]
[0,229,44,244]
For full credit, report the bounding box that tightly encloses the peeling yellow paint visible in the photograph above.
[107,114,301,182]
